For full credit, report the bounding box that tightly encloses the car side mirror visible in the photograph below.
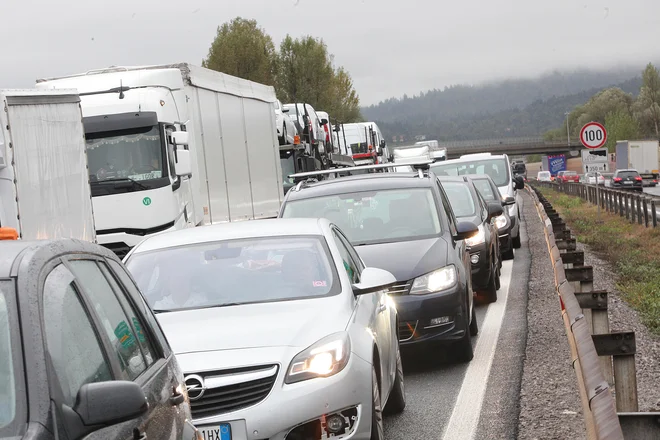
[514,176,525,190]
[453,221,479,241]
[171,131,189,146]
[502,196,516,206]
[352,267,397,296]
[320,118,328,125]
[174,149,192,177]
[282,108,290,113]
[487,201,504,220]
[379,140,386,148]
[64,381,148,439]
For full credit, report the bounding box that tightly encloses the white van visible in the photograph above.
[283,103,325,152]
[430,153,524,251]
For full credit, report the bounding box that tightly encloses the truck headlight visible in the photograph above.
[285,332,351,384]
[494,214,508,230]
[410,265,457,295]
[465,225,486,247]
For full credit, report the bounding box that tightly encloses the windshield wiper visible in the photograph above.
[152,309,173,314]
[93,177,148,190]
[195,302,243,310]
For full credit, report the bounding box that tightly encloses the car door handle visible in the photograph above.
[170,386,185,406]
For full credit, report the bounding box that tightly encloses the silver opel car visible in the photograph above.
[123,218,405,440]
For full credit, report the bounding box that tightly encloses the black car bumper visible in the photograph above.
[468,242,492,290]
[393,284,467,347]
[612,183,643,191]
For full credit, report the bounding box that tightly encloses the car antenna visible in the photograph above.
[119,80,125,100]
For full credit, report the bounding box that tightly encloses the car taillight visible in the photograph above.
[614,177,622,182]
[635,176,643,181]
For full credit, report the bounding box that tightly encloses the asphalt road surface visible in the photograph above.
[384,198,531,440]
[644,186,660,197]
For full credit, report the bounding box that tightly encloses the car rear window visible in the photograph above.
[564,171,577,176]
[617,171,640,179]
[281,188,442,246]
[442,181,477,217]
[471,179,499,202]
[126,236,340,312]
[431,158,510,187]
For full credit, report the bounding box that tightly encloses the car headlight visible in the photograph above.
[409,265,457,295]
[494,214,508,230]
[465,224,486,247]
[285,332,351,384]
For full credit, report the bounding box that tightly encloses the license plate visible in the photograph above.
[199,424,232,440]
[624,181,632,185]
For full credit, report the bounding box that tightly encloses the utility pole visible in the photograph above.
[565,111,571,146]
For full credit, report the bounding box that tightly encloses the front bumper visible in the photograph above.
[468,243,491,290]
[181,349,373,440]
[393,284,466,347]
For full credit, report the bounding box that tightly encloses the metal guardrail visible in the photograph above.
[527,185,660,439]
[536,182,660,227]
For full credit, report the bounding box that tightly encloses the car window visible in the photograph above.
[68,260,151,380]
[436,181,458,236]
[617,170,639,178]
[42,265,112,406]
[471,179,498,202]
[0,284,18,434]
[442,181,477,218]
[126,236,341,313]
[281,188,442,246]
[431,158,510,187]
[106,259,171,358]
[564,171,577,176]
[332,229,361,283]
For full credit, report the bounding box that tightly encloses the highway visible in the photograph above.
[384,197,532,440]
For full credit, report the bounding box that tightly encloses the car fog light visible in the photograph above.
[470,254,480,264]
[430,316,451,326]
[326,414,345,433]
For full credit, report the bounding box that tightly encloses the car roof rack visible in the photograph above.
[289,160,434,185]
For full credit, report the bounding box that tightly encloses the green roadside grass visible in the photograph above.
[537,187,660,336]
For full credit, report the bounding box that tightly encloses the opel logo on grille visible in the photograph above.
[184,374,205,401]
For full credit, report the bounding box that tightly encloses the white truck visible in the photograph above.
[615,140,660,182]
[37,63,284,257]
[0,89,96,241]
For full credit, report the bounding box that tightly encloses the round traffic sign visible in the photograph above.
[580,122,607,149]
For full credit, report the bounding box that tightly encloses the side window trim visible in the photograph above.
[436,180,458,235]
[330,228,361,283]
[334,227,365,273]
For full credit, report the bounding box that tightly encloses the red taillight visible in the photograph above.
[635,176,643,181]
[614,177,622,182]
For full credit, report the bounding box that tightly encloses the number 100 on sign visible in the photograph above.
[580,122,607,149]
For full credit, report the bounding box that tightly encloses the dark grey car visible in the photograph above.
[611,169,643,191]
[0,238,198,440]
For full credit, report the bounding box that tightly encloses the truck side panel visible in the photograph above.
[615,141,628,170]
[7,97,95,241]
[242,99,284,218]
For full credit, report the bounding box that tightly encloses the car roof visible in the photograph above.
[129,218,330,255]
[441,153,509,165]
[285,172,436,201]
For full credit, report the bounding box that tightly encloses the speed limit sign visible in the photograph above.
[580,122,607,149]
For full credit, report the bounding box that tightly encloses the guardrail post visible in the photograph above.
[625,193,631,221]
[637,195,643,226]
[593,332,639,413]
[619,192,625,217]
[643,197,649,227]
[574,290,614,387]
[652,199,658,228]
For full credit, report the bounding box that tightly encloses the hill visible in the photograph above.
[363,68,644,142]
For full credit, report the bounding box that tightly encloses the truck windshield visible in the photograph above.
[0,282,23,438]
[431,158,511,187]
[86,125,169,194]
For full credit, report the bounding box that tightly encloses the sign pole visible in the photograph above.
[580,122,608,220]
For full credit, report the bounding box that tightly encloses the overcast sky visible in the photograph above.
[2,0,658,105]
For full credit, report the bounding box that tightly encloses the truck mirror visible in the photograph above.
[174,150,192,177]
[172,131,189,146]
[320,118,328,125]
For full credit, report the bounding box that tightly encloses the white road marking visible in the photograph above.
[440,259,514,440]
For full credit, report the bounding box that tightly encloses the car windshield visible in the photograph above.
[471,179,499,202]
[0,284,19,436]
[86,125,166,183]
[538,172,550,177]
[281,188,442,246]
[125,236,339,312]
[431,158,510,187]
[564,171,577,176]
[442,181,477,218]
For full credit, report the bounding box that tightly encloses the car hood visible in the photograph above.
[354,237,449,281]
[156,298,350,355]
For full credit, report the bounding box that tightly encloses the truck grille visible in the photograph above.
[399,321,418,342]
[187,365,279,420]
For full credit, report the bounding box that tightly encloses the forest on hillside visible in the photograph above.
[362,68,644,143]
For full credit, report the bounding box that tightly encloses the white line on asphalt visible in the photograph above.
[440,259,513,440]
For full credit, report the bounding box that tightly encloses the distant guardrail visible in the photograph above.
[528,184,660,439]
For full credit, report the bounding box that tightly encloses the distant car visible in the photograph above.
[611,169,643,191]
[557,170,579,183]
[283,102,325,149]
[439,176,503,303]
[279,165,479,362]
[274,99,297,145]
[316,110,334,151]
[0,236,198,440]
[469,174,516,260]
[537,171,552,182]
[124,219,405,439]
[585,172,606,186]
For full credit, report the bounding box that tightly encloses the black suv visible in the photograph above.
[439,176,503,303]
[279,165,480,362]
[0,238,199,440]
[611,169,643,191]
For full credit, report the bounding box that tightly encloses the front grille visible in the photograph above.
[388,281,412,296]
[187,365,279,420]
[399,321,418,342]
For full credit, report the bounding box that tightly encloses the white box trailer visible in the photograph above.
[37,63,283,257]
[615,140,660,178]
[0,89,95,241]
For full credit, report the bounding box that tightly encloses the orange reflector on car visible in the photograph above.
[293,135,300,145]
[0,227,19,240]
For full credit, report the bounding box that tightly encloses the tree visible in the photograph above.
[632,63,660,138]
[564,87,634,139]
[202,18,277,86]
[604,109,640,152]
[326,68,362,122]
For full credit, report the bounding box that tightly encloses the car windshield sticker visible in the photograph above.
[313,280,327,287]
